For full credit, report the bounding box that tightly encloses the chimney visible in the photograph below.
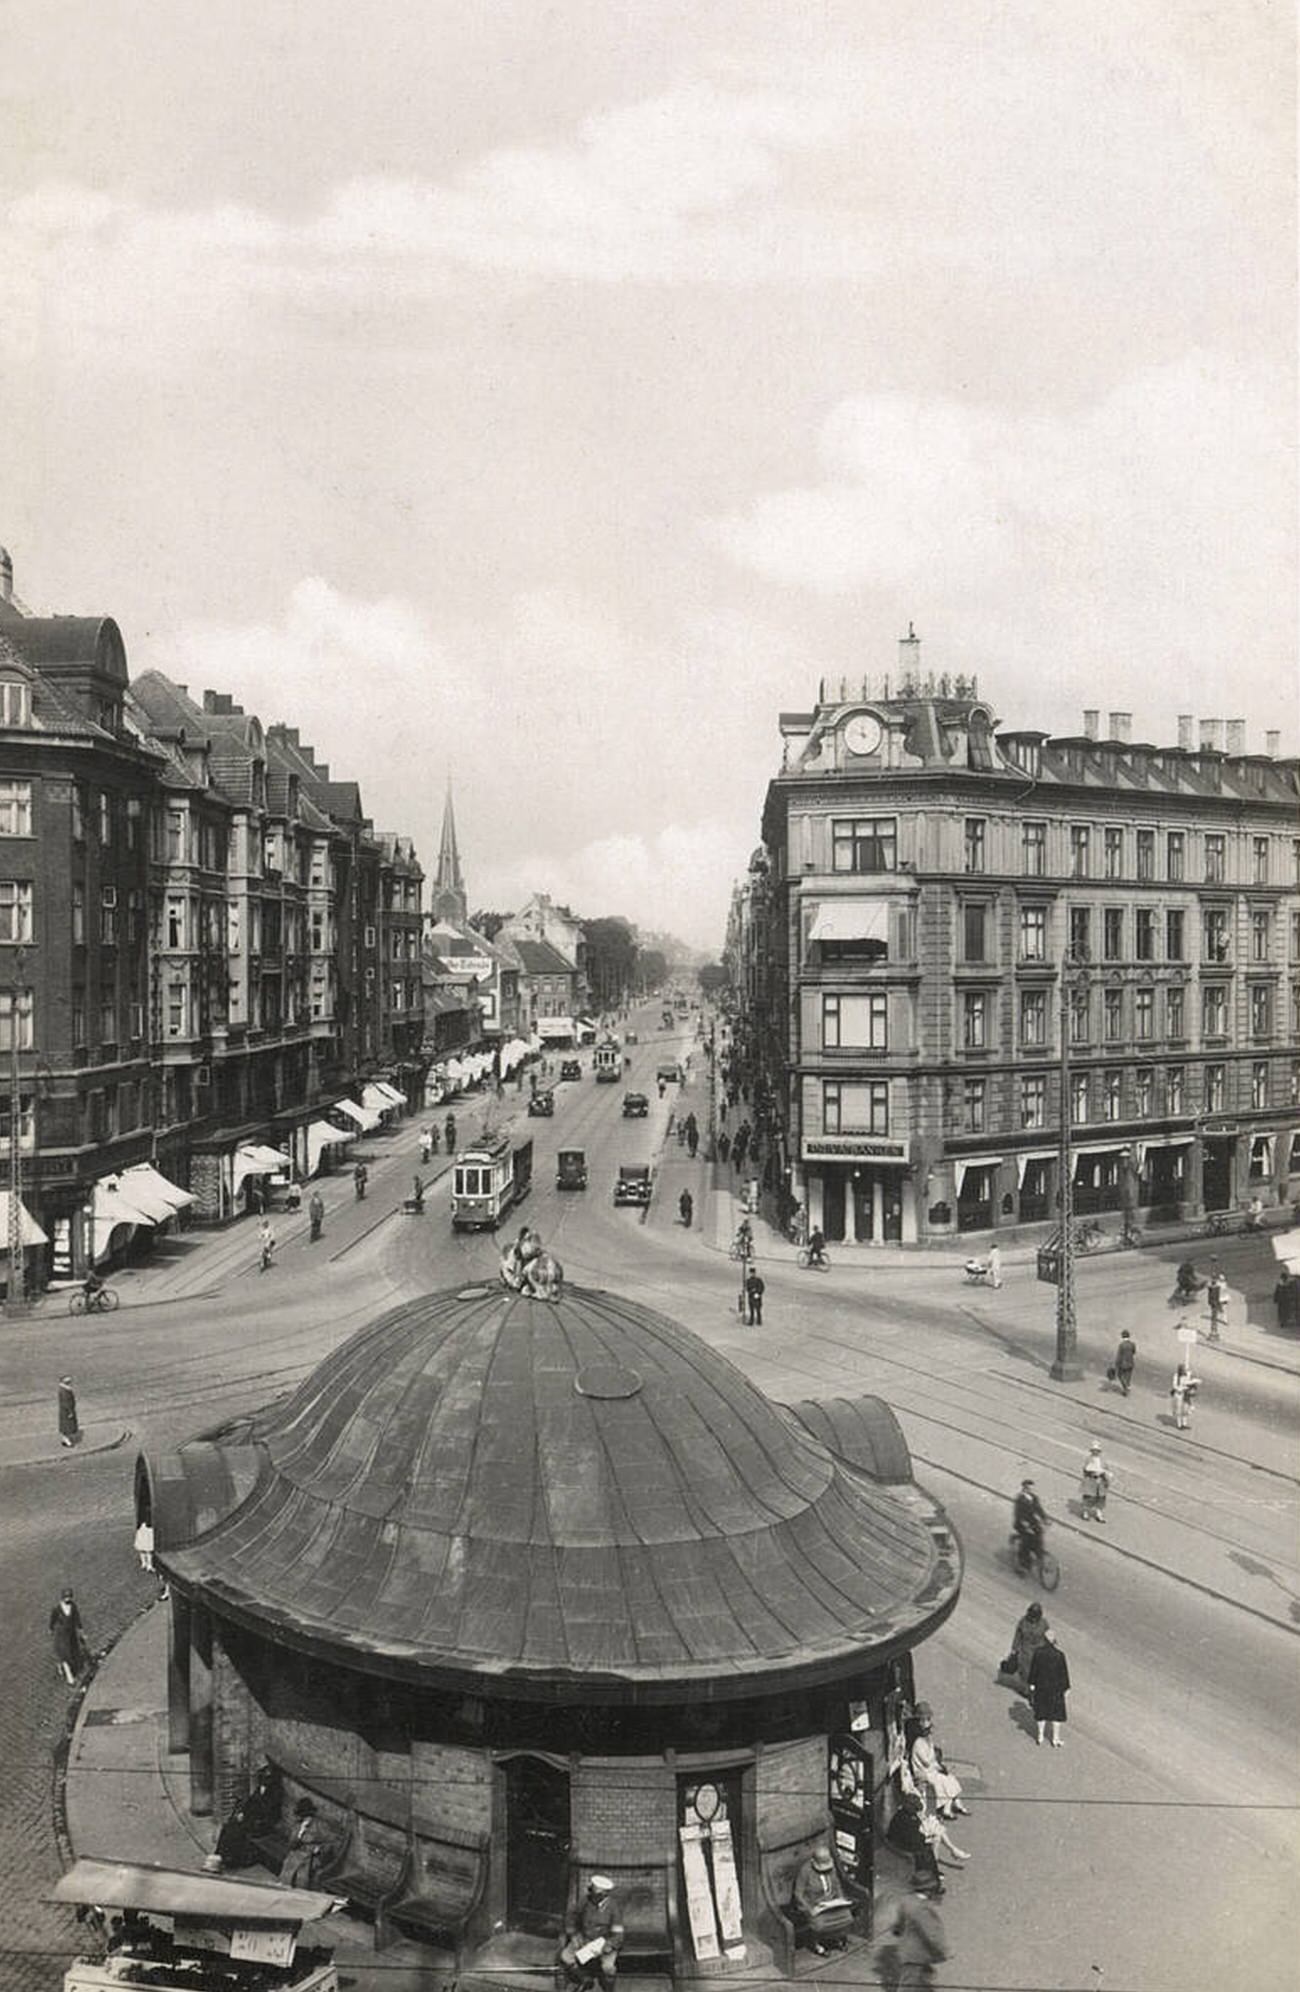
[1225,718,1245,755]
[898,622,921,684]
[1265,729,1280,757]
[1108,712,1132,743]
[0,546,11,602]
[1177,714,1194,750]
[1083,709,1100,739]
[1199,718,1222,753]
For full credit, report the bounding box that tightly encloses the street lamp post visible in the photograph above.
[1050,946,1084,1380]
[5,944,30,1319]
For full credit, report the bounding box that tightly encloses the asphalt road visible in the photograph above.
[2,1000,1296,1989]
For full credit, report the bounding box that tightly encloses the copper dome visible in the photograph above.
[148,1283,960,1703]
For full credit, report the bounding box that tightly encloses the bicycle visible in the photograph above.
[1202,1209,1232,1237]
[728,1235,754,1262]
[1118,1221,1143,1249]
[67,1286,120,1316]
[1011,1530,1060,1591]
[797,1245,832,1271]
[1073,1219,1105,1253]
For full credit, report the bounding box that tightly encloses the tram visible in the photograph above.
[451,1132,534,1229]
[594,1039,623,1083]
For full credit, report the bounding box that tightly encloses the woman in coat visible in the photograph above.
[1028,1629,1070,1747]
[1007,1600,1048,1696]
[49,1588,90,1685]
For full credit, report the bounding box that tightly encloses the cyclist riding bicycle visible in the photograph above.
[806,1227,827,1267]
[734,1219,753,1258]
[82,1271,104,1305]
[1012,1478,1047,1573]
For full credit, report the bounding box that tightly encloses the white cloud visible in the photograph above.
[145,579,800,952]
[705,352,1297,730]
[476,820,747,953]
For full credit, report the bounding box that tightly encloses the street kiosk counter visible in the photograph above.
[49,1859,345,1992]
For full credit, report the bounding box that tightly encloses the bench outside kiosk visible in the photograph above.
[50,1858,346,1992]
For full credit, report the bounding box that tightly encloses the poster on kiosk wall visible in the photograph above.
[828,1734,873,1898]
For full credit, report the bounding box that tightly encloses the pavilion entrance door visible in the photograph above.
[506,1755,571,1937]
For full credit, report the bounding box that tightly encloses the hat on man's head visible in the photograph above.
[60,1376,73,1386]
[589,1875,614,1895]
[913,1701,934,1721]
[60,1586,75,1600]
[812,1847,834,1871]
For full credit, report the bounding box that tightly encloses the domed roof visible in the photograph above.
[151,1283,959,1703]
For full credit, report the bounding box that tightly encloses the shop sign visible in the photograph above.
[828,1733,873,1893]
[803,1136,908,1162]
[1200,1121,1238,1137]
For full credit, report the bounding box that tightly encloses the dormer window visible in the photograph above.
[0,677,32,728]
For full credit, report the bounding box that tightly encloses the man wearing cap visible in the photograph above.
[792,1844,853,1955]
[58,1375,80,1449]
[559,1873,624,1986]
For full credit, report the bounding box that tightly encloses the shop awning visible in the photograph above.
[90,1180,155,1262]
[306,1120,347,1175]
[1251,1135,1273,1169]
[332,1098,381,1133]
[536,1017,575,1040]
[1015,1150,1057,1186]
[0,1191,48,1247]
[362,1084,395,1117]
[375,1081,407,1106]
[955,1157,1002,1192]
[808,900,890,945]
[121,1162,193,1212]
[106,1174,176,1222]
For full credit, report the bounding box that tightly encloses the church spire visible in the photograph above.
[432,780,467,924]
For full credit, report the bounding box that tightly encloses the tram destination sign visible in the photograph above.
[803,1136,908,1162]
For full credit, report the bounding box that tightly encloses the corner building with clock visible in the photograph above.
[140,1278,960,1980]
[736,629,1300,1247]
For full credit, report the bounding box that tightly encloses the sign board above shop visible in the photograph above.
[803,1136,909,1163]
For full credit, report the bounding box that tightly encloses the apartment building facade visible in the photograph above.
[0,554,425,1272]
[749,642,1300,1247]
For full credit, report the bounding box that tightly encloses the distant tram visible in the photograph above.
[594,1040,622,1083]
[451,1133,534,1230]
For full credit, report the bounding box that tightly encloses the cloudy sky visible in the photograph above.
[3,0,1293,948]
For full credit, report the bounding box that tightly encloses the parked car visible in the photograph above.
[528,1089,555,1117]
[622,1092,649,1117]
[556,1147,587,1191]
[614,1163,653,1207]
[560,1059,583,1081]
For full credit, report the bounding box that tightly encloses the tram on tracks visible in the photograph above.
[450,1132,534,1230]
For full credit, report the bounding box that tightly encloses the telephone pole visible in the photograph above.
[5,944,30,1318]
[1050,945,1086,1381]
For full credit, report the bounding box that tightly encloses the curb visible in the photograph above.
[0,1427,132,1472]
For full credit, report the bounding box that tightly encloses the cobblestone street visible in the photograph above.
[1,1450,158,1989]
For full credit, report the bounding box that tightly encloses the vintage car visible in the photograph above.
[527,1089,555,1117]
[656,1062,683,1084]
[556,1147,588,1191]
[559,1058,583,1081]
[614,1163,653,1207]
[622,1092,649,1117]
[625,1030,639,1044]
